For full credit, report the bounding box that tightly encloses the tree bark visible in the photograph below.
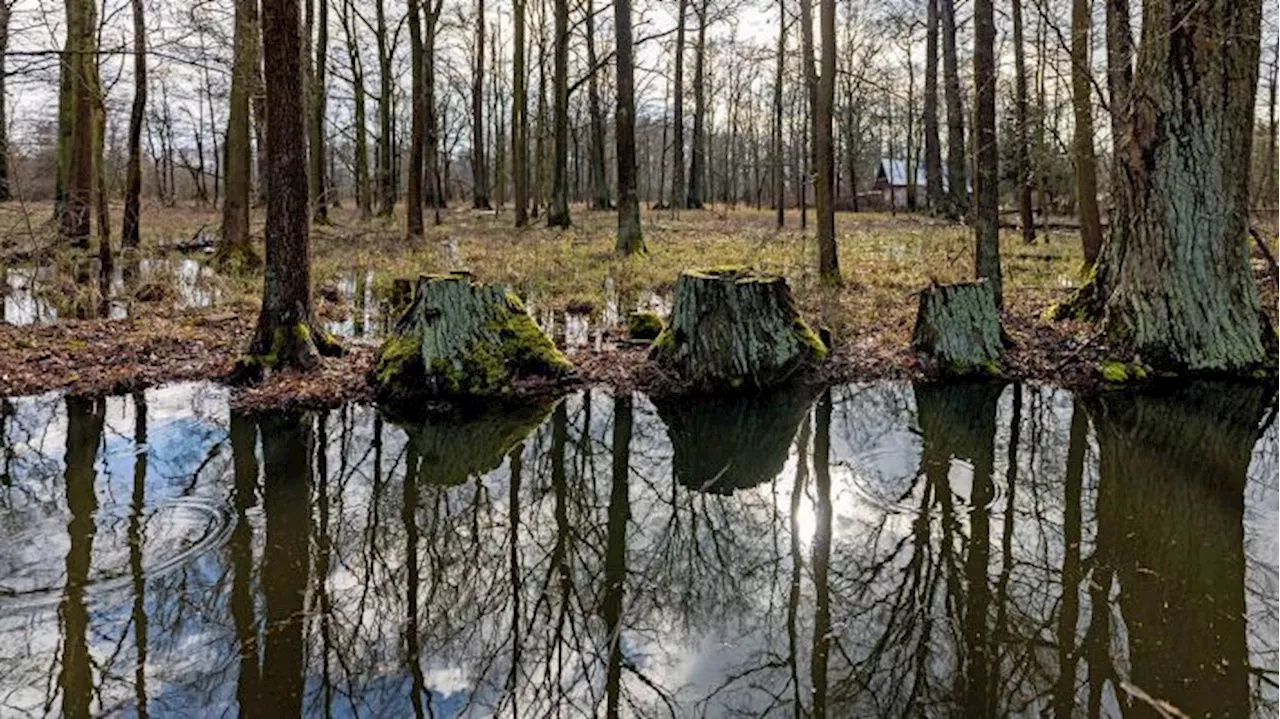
[1098,0,1269,371]
[939,0,967,219]
[374,0,395,217]
[0,2,10,202]
[121,0,145,248]
[60,0,95,247]
[773,3,785,228]
[1071,0,1103,266]
[547,0,571,226]
[1011,0,1035,242]
[406,0,425,238]
[815,0,838,282]
[649,268,827,390]
[243,0,342,374]
[614,0,644,253]
[912,280,1003,374]
[584,0,610,209]
[686,0,708,209]
[671,0,687,211]
[514,0,529,226]
[972,0,1001,304]
[472,0,491,209]
[220,0,256,266]
[310,0,329,223]
[342,0,371,219]
[923,0,943,212]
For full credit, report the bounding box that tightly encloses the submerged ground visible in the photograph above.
[7,201,1274,407]
[0,379,1274,717]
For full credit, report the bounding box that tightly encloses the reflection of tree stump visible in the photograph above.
[649,268,826,391]
[393,400,557,486]
[372,273,570,402]
[654,383,820,494]
[911,280,1003,375]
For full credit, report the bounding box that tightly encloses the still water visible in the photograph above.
[0,381,1275,717]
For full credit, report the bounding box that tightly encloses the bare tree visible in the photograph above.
[121,0,145,248]
[815,0,839,282]
[1070,0,1102,266]
[972,0,1001,303]
[614,0,645,253]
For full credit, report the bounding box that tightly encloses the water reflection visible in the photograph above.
[0,380,1274,717]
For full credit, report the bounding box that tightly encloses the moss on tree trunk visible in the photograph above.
[649,267,827,391]
[373,272,570,402]
[911,280,1003,376]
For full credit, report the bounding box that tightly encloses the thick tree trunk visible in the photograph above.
[614,0,644,253]
[939,0,967,219]
[773,3,785,228]
[912,280,1003,375]
[972,0,1001,304]
[547,0,571,227]
[0,3,10,202]
[1012,0,1035,243]
[1099,0,1269,371]
[1071,0,1103,267]
[923,0,943,212]
[241,0,342,375]
[61,0,94,247]
[373,272,570,399]
[649,268,827,390]
[122,0,145,249]
[219,0,256,267]
[423,4,443,214]
[374,0,395,217]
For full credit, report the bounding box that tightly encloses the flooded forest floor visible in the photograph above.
[2,201,1277,410]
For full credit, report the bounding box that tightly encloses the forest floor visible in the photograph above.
[1,200,1276,410]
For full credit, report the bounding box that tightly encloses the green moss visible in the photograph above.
[1100,360,1129,383]
[982,359,1003,377]
[374,334,422,385]
[627,311,664,340]
[792,320,829,361]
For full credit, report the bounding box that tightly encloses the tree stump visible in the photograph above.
[372,272,571,401]
[649,268,827,391]
[393,400,558,486]
[654,383,820,494]
[911,280,1003,375]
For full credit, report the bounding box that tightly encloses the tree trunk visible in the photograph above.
[251,24,268,208]
[406,0,425,238]
[342,0,371,219]
[242,0,342,375]
[1098,0,1269,371]
[649,268,827,390]
[923,0,943,212]
[122,0,145,249]
[514,0,529,226]
[61,0,94,247]
[773,4,785,228]
[614,0,644,253]
[373,273,570,400]
[671,0,687,211]
[547,0,571,227]
[0,3,10,202]
[939,0,967,219]
[815,0,838,282]
[310,0,329,223]
[1071,0,1103,267]
[423,2,443,214]
[220,0,256,267]
[375,0,395,217]
[1012,0,1035,243]
[686,0,708,209]
[911,280,1003,375]
[584,0,610,209]
[972,0,1001,304]
[472,0,490,209]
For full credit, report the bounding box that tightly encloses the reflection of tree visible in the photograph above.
[1087,383,1272,718]
[603,392,632,719]
[810,389,833,719]
[129,393,149,718]
[259,412,313,716]
[228,411,260,715]
[1053,398,1087,719]
[654,385,819,494]
[58,396,104,719]
[393,401,557,486]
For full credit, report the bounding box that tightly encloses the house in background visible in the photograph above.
[873,159,930,210]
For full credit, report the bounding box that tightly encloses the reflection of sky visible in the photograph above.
[0,381,1274,717]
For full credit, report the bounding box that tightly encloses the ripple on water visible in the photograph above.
[0,496,235,611]
[842,450,1008,516]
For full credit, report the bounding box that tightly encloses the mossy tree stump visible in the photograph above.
[373,272,571,401]
[911,280,1003,376]
[649,268,827,391]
